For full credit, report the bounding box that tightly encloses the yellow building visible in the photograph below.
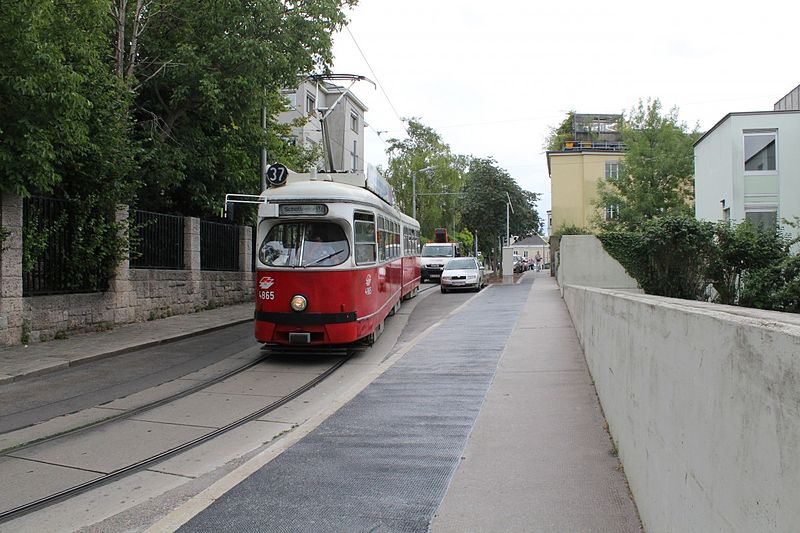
[547,147,625,233]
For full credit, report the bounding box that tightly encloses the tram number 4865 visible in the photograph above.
[259,291,275,300]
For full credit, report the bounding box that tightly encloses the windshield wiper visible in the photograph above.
[306,249,344,267]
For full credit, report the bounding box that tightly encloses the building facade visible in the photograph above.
[546,114,625,235]
[510,234,550,264]
[694,110,800,239]
[774,84,800,111]
[278,80,367,172]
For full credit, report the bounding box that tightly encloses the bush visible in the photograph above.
[598,216,799,312]
[599,216,715,300]
[707,220,789,305]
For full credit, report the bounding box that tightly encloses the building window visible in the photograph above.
[604,205,619,221]
[351,112,358,132]
[745,207,777,231]
[285,93,297,110]
[351,140,358,171]
[743,131,776,173]
[604,160,619,179]
[305,92,316,116]
[723,208,730,222]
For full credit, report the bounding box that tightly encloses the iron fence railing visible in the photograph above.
[200,219,240,271]
[22,196,109,296]
[129,210,185,270]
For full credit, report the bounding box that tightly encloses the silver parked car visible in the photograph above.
[440,257,484,293]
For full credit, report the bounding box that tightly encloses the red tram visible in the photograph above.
[233,168,421,346]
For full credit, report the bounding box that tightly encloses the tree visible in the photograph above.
[595,99,699,230]
[385,119,466,239]
[126,0,357,218]
[460,158,541,261]
[543,110,576,151]
[0,0,134,199]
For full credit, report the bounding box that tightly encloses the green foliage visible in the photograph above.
[453,228,474,255]
[543,111,576,151]
[706,220,788,305]
[0,0,133,198]
[129,0,356,218]
[739,254,800,312]
[460,157,541,258]
[595,99,699,230]
[24,196,130,291]
[385,119,467,239]
[552,224,591,238]
[23,210,62,274]
[599,216,715,300]
[599,216,800,311]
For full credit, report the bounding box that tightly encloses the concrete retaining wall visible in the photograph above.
[557,235,640,292]
[559,238,800,531]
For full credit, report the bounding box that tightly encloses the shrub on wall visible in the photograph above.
[706,220,789,305]
[599,216,715,300]
[599,216,799,312]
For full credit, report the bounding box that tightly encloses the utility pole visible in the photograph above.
[414,166,434,220]
[260,93,267,192]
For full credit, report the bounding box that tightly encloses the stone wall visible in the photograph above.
[558,233,800,532]
[0,194,254,346]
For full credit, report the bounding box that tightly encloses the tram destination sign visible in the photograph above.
[279,204,328,216]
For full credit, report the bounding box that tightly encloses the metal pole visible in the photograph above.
[412,173,416,219]
[260,97,267,191]
[506,202,509,247]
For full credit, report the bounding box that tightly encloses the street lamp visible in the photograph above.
[413,166,434,220]
[505,191,514,248]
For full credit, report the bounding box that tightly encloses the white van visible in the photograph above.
[420,242,461,282]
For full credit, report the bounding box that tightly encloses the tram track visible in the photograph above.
[0,348,353,524]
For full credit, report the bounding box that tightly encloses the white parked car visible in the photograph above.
[440,257,484,293]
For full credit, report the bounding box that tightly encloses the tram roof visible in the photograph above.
[264,170,417,224]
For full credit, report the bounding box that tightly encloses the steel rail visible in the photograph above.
[0,351,352,523]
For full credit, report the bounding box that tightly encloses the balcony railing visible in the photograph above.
[562,140,627,152]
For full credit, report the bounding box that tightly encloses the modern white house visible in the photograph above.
[278,80,368,173]
[694,109,800,240]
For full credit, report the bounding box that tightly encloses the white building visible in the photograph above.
[279,80,367,173]
[694,109,800,239]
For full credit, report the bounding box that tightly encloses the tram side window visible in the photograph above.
[377,216,386,262]
[354,212,376,265]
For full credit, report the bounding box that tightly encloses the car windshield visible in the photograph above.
[259,222,349,267]
[422,245,454,257]
[445,258,476,270]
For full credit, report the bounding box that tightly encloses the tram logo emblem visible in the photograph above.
[365,274,373,296]
[259,276,275,289]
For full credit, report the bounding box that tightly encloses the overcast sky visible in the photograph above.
[330,0,798,232]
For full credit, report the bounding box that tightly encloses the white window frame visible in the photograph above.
[604,160,619,179]
[744,204,778,230]
[305,92,316,117]
[350,112,358,132]
[743,130,777,176]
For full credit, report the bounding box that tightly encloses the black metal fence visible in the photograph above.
[22,196,109,296]
[201,219,240,271]
[19,199,244,296]
[129,210,185,269]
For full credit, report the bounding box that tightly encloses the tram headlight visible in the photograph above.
[290,294,307,312]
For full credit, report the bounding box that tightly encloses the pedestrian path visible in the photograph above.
[0,304,253,384]
[171,273,641,532]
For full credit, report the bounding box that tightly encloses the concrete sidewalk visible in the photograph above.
[0,304,253,385]
[430,272,641,532]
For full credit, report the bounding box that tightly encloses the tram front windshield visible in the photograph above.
[259,222,349,267]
